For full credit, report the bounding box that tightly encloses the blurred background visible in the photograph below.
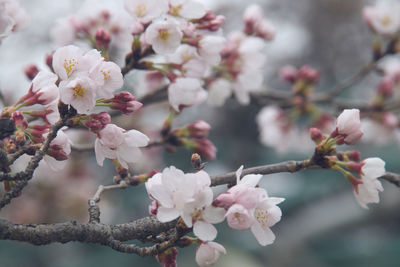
[1,0,400,266]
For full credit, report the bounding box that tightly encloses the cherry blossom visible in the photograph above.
[214,166,284,246]
[168,77,207,111]
[195,241,226,267]
[363,1,400,37]
[198,35,225,65]
[169,0,206,20]
[95,123,149,168]
[59,77,97,114]
[30,71,59,105]
[44,130,71,171]
[354,158,385,209]
[145,18,183,54]
[124,0,168,24]
[335,109,363,145]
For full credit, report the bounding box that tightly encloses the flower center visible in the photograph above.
[170,6,181,16]
[381,15,393,26]
[73,85,86,99]
[101,69,111,81]
[64,58,78,77]
[158,29,170,43]
[135,4,146,17]
[254,208,268,227]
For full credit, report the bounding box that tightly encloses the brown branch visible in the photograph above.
[0,118,67,209]
[380,172,400,187]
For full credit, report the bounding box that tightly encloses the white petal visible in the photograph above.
[203,206,226,224]
[250,223,275,246]
[193,221,217,241]
[157,206,180,222]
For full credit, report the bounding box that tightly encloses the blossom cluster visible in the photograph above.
[310,109,386,209]
[146,165,284,266]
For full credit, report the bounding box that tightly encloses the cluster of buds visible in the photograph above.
[309,109,386,209]
[97,92,143,114]
[279,64,319,95]
[243,4,275,40]
[163,120,217,160]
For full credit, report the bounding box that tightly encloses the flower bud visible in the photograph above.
[106,92,143,114]
[298,65,319,83]
[11,111,27,129]
[156,247,178,267]
[24,64,39,80]
[309,127,323,143]
[378,78,394,97]
[186,120,211,138]
[279,65,298,83]
[183,139,217,160]
[95,27,111,50]
[83,112,111,133]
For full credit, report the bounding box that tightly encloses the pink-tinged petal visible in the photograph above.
[362,157,386,178]
[226,204,253,230]
[195,241,226,267]
[203,206,226,224]
[267,197,285,206]
[266,206,282,227]
[52,45,83,80]
[117,146,142,167]
[94,139,106,166]
[250,223,275,246]
[157,206,180,222]
[235,165,244,184]
[193,221,217,241]
[124,129,150,147]
[179,0,206,19]
[213,192,235,208]
[148,184,174,208]
[181,205,194,227]
[43,155,67,171]
[239,174,263,187]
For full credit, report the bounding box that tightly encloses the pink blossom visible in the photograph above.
[207,78,231,106]
[59,77,97,114]
[335,109,363,145]
[44,130,71,171]
[30,71,60,105]
[198,36,225,65]
[169,0,206,19]
[168,77,207,111]
[124,0,168,24]
[95,123,149,168]
[145,19,183,54]
[91,61,124,99]
[363,2,400,37]
[186,120,211,139]
[195,241,226,267]
[215,166,284,246]
[354,158,385,209]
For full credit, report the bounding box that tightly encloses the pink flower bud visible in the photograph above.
[24,64,39,80]
[298,65,319,83]
[131,21,144,35]
[11,111,27,129]
[106,92,143,114]
[347,150,361,162]
[378,78,394,97]
[95,27,111,50]
[148,200,158,216]
[45,52,54,70]
[383,112,398,128]
[83,112,111,133]
[186,120,211,138]
[279,65,298,83]
[156,247,178,267]
[194,139,217,161]
[28,124,50,143]
[335,109,363,145]
[309,127,322,143]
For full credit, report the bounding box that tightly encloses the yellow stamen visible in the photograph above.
[74,85,86,99]
[170,6,181,16]
[158,29,170,43]
[101,70,111,81]
[381,15,392,26]
[64,58,78,77]
[255,209,268,227]
[135,4,146,17]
